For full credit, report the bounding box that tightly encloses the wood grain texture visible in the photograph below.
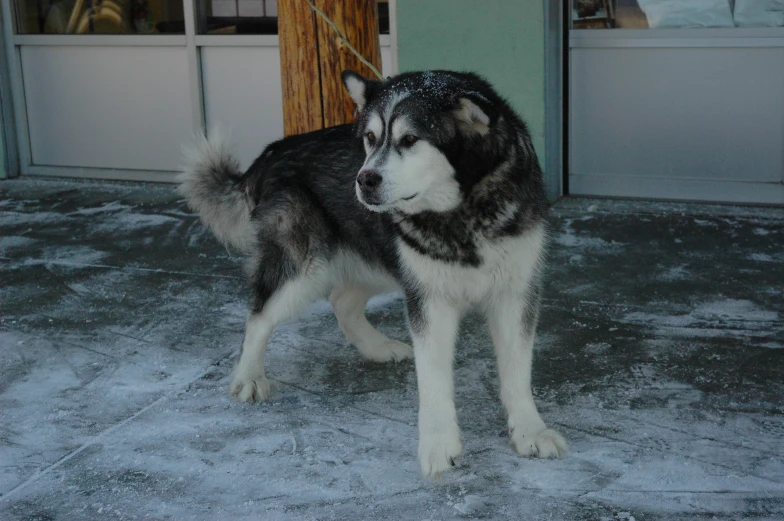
[279,0,382,135]
[315,0,382,128]
[278,0,322,136]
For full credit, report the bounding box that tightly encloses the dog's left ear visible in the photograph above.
[452,93,499,136]
[342,70,381,114]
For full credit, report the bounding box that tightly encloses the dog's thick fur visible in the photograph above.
[178,70,566,477]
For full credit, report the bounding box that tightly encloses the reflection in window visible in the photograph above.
[196,0,390,35]
[15,0,185,34]
[572,0,784,29]
[197,0,277,34]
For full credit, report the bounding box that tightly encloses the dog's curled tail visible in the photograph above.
[177,130,254,254]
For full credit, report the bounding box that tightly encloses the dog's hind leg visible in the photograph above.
[230,312,275,402]
[330,285,413,362]
[230,274,327,402]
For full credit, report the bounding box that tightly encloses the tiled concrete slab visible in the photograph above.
[1,178,782,520]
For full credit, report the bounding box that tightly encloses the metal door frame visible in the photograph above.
[544,0,565,201]
[0,3,19,179]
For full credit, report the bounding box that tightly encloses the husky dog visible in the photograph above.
[178,70,566,477]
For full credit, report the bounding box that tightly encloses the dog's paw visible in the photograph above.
[511,427,567,459]
[359,338,413,363]
[418,426,463,479]
[228,374,272,403]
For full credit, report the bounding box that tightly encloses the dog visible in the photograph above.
[178,69,567,477]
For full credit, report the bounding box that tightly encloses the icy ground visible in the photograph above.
[1,178,782,520]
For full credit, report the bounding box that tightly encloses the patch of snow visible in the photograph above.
[748,253,774,262]
[697,299,778,322]
[657,265,688,281]
[554,233,614,249]
[0,211,70,226]
[24,246,109,267]
[692,219,715,227]
[92,213,179,233]
[554,219,622,250]
[622,299,779,340]
[0,236,38,250]
[68,201,134,216]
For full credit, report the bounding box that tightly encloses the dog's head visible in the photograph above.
[342,70,503,214]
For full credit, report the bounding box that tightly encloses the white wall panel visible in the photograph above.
[202,43,393,171]
[21,45,193,171]
[201,46,284,171]
[381,45,391,76]
[569,44,784,202]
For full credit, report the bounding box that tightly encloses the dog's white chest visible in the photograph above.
[398,225,546,305]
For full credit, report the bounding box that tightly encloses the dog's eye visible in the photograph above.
[401,135,418,147]
[365,131,376,144]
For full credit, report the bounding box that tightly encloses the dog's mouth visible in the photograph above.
[356,182,421,212]
[362,193,418,208]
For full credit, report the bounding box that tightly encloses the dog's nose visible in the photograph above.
[357,170,382,192]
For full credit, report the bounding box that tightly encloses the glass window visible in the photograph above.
[195,0,389,35]
[15,0,185,34]
[572,0,784,29]
[378,0,389,35]
[197,0,278,34]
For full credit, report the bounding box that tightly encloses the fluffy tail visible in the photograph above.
[177,130,254,254]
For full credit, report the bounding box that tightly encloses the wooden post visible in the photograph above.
[277,0,323,137]
[278,0,382,137]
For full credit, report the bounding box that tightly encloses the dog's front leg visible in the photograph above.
[486,292,567,459]
[407,295,463,478]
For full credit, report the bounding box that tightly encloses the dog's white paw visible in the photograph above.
[359,338,413,363]
[511,427,567,459]
[418,426,462,479]
[228,374,271,403]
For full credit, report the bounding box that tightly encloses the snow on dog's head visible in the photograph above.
[342,70,503,215]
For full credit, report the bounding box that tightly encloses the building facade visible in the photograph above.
[2,1,784,205]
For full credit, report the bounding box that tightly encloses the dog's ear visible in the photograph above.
[342,70,380,113]
[452,92,499,136]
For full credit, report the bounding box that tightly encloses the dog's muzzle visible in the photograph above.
[357,170,383,205]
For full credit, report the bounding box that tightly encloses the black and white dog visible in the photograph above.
[178,70,566,477]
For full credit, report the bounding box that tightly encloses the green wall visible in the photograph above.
[396,0,546,166]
